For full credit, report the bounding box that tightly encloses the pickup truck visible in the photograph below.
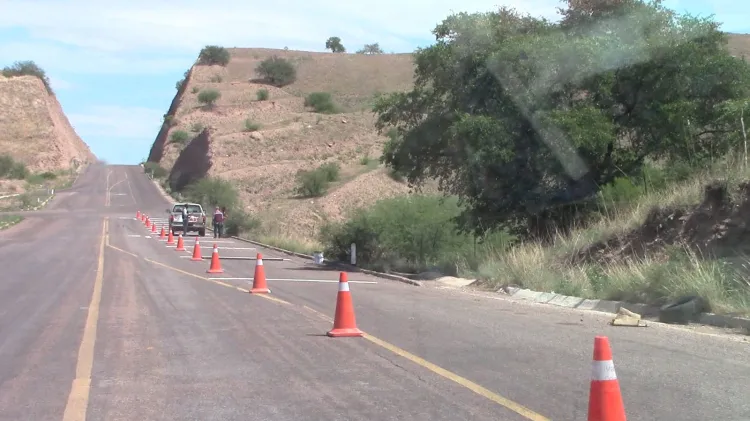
[167,202,207,236]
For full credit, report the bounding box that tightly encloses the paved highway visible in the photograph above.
[0,164,748,421]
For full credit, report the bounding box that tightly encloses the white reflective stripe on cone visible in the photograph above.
[257,259,263,266]
[591,360,617,381]
[339,281,350,292]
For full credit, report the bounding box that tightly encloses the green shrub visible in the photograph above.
[0,155,28,180]
[210,74,223,83]
[183,177,239,211]
[255,56,297,87]
[320,195,481,273]
[170,130,190,144]
[190,122,204,132]
[2,60,52,93]
[39,171,57,180]
[192,86,200,94]
[25,174,45,185]
[256,88,269,101]
[294,162,340,198]
[144,162,168,178]
[304,92,337,113]
[197,45,231,66]
[224,208,261,236]
[244,119,261,132]
[197,89,221,107]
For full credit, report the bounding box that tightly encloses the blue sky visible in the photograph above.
[0,0,747,165]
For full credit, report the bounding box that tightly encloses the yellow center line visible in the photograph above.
[62,218,107,421]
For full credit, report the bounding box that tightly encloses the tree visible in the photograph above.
[2,60,53,93]
[255,56,297,87]
[356,43,384,55]
[325,37,346,53]
[373,3,750,237]
[198,45,231,66]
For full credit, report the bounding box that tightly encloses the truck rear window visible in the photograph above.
[173,205,202,213]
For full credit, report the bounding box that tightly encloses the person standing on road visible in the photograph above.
[213,207,224,238]
[181,205,189,235]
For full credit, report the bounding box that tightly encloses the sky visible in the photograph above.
[0,0,747,165]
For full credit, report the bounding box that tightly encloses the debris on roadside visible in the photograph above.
[611,307,648,327]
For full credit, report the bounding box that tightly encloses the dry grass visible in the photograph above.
[474,155,750,315]
[0,75,95,172]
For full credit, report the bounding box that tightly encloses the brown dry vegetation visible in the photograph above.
[0,75,95,173]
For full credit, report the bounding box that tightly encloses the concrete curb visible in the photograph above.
[504,286,750,331]
[27,194,54,211]
[225,234,423,287]
[0,217,22,230]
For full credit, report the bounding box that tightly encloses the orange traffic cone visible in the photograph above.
[588,336,627,421]
[166,229,175,245]
[151,221,158,233]
[136,210,141,219]
[249,253,270,294]
[140,213,145,222]
[145,217,150,228]
[174,234,186,251]
[159,225,167,240]
[327,272,363,337]
[191,238,202,261]
[206,244,223,273]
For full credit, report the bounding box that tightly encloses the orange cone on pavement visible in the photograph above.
[166,229,175,245]
[151,221,158,233]
[145,217,151,228]
[174,234,186,251]
[249,253,270,294]
[327,272,363,337]
[206,244,223,273]
[191,237,202,261]
[140,213,145,222]
[136,210,141,219]
[159,225,167,239]
[587,336,627,421]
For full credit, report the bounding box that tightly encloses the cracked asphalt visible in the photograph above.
[0,163,748,421]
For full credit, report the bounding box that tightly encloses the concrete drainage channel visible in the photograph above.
[150,178,750,333]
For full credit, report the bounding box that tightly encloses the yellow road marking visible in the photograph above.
[256,294,291,305]
[106,244,138,258]
[362,333,550,421]
[288,302,550,420]
[62,218,107,421]
[144,258,210,281]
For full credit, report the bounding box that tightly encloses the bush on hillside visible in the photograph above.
[304,92,337,113]
[356,43,384,55]
[294,162,340,198]
[243,119,261,132]
[170,130,190,144]
[197,89,221,108]
[255,56,297,87]
[0,155,28,180]
[320,195,512,273]
[197,45,231,66]
[182,176,260,236]
[190,122,204,132]
[2,60,53,94]
[256,88,269,101]
[143,162,168,178]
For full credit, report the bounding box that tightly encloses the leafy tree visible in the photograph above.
[197,89,221,108]
[255,56,297,87]
[325,37,346,53]
[373,2,750,238]
[197,45,231,66]
[2,60,53,93]
[356,43,384,55]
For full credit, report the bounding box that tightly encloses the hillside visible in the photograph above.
[148,34,750,244]
[148,48,422,241]
[0,75,95,173]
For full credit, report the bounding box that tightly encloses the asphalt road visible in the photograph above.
[0,164,748,421]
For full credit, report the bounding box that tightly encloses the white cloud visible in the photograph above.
[67,105,163,140]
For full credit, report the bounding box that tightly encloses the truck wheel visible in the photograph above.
[199,229,206,237]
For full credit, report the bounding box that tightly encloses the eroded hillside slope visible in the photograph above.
[149,48,419,239]
[0,75,95,172]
